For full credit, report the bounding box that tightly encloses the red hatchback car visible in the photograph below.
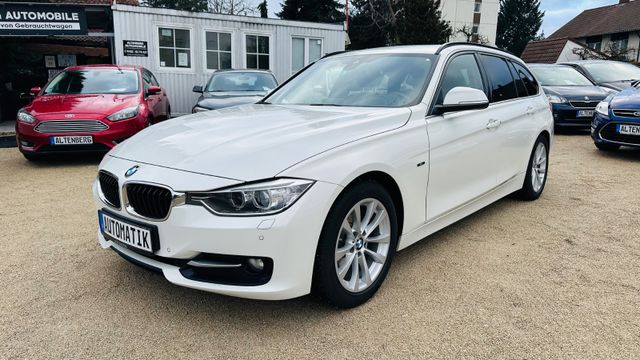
[16,65,170,160]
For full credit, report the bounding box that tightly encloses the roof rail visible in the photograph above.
[435,42,514,56]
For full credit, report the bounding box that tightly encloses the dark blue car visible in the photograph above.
[592,84,640,151]
[529,64,611,129]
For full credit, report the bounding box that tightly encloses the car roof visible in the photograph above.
[327,42,520,62]
[558,60,625,65]
[213,69,274,74]
[528,63,575,68]
[64,64,142,71]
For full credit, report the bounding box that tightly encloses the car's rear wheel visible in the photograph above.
[595,142,620,151]
[313,181,398,308]
[516,135,549,201]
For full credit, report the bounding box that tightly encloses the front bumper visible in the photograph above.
[16,116,146,155]
[551,103,597,128]
[93,155,342,300]
[591,113,640,148]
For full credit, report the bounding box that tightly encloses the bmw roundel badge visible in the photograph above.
[125,165,139,177]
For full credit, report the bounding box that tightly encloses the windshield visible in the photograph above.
[265,54,435,107]
[206,72,277,92]
[43,69,139,95]
[530,66,593,86]
[582,62,640,83]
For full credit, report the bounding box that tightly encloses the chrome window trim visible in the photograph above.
[122,180,185,222]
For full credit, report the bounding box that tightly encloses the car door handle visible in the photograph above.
[486,119,501,130]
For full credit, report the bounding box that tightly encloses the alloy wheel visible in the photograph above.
[334,198,391,293]
[531,142,547,193]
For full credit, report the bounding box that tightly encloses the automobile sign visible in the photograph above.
[0,4,87,36]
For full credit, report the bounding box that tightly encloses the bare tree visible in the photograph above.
[208,0,256,15]
[572,42,637,62]
[455,25,490,45]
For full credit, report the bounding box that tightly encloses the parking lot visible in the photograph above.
[1,133,639,358]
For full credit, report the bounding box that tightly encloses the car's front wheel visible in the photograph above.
[313,181,398,308]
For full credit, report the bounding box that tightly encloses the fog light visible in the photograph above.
[247,258,265,272]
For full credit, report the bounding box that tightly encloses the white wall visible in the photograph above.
[112,5,345,115]
[439,0,499,45]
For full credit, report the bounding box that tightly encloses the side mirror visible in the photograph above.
[30,87,42,96]
[147,85,161,95]
[192,85,203,93]
[434,87,489,114]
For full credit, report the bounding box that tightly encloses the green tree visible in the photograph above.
[496,0,544,55]
[397,0,451,45]
[277,0,344,23]
[257,0,268,18]
[144,0,208,12]
[348,0,451,49]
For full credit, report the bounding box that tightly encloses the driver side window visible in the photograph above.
[437,54,485,104]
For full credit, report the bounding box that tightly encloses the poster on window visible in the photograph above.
[44,55,56,68]
[178,52,188,67]
[57,54,76,67]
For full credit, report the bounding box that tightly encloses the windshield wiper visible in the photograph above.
[308,103,345,106]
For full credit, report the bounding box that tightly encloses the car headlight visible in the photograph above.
[107,105,139,121]
[192,105,210,113]
[17,109,36,124]
[187,178,315,216]
[595,101,610,117]
[547,95,567,104]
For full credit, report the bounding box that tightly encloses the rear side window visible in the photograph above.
[479,55,518,102]
[437,54,485,104]
[512,62,539,96]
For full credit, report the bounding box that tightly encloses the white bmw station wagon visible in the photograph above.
[94,43,553,308]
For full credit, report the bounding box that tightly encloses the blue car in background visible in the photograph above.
[529,64,611,129]
[592,84,640,151]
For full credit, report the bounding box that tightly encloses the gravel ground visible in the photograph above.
[1,134,639,359]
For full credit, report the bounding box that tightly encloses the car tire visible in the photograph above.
[313,180,398,308]
[516,135,549,201]
[595,142,620,152]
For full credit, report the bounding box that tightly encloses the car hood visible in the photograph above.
[109,104,411,181]
[196,91,266,110]
[28,93,140,117]
[542,85,609,100]
[609,87,640,110]
[598,81,633,91]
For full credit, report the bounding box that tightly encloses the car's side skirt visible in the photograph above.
[397,172,526,251]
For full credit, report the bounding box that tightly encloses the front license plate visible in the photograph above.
[577,110,595,118]
[50,135,93,145]
[98,209,158,253]
[618,124,640,135]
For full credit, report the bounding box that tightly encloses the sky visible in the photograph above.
[265,0,620,37]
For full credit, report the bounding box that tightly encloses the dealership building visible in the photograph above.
[0,1,345,116]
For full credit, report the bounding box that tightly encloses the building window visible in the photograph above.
[610,32,629,51]
[586,35,602,51]
[246,34,270,70]
[291,37,323,73]
[206,31,232,70]
[474,1,482,12]
[292,37,305,72]
[158,27,191,68]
